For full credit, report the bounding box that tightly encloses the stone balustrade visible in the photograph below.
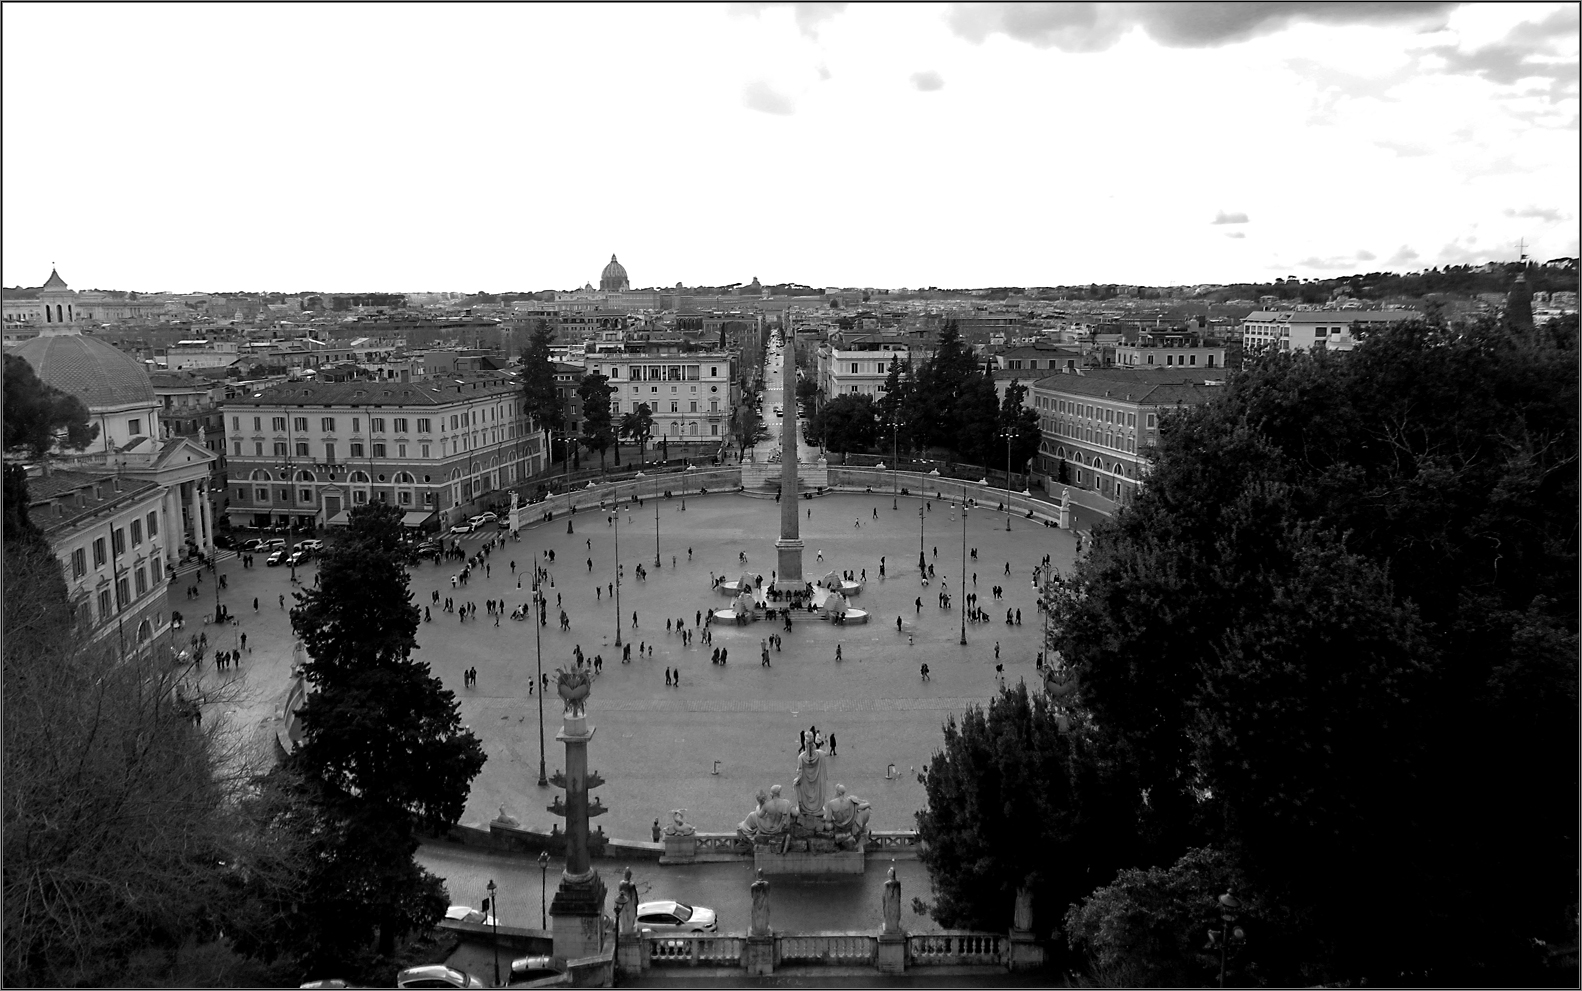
[643,934,746,966]
[907,931,1006,966]
[778,933,879,966]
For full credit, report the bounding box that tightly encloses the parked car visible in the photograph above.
[242,538,270,553]
[286,550,310,568]
[635,899,718,935]
[395,965,488,989]
[299,539,324,552]
[443,904,497,926]
[265,538,287,550]
[509,956,562,982]
[418,540,443,555]
[266,550,287,567]
[474,511,498,524]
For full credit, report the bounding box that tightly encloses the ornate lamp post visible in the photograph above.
[891,419,899,510]
[538,850,550,929]
[959,506,968,645]
[487,878,500,987]
[1208,891,1246,988]
[917,501,926,574]
[1004,431,1013,531]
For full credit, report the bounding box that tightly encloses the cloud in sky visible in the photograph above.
[1505,205,1568,222]
[1,3,1574,290]
[1388,245,1421,266]
[1291,250,1380,269]
[948,2,1457,52]
[743,79,796,115]
[732,1,848,37]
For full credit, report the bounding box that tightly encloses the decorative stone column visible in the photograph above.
[547,671,607,962]
[876,861,907,974]
[744,869,775,976]
[197,482,214,555]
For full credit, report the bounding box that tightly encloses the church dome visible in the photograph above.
[11,330,157,410]
[600,254,630,292]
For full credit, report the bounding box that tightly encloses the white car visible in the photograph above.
[299,539,324,552]
[450,521,475,535]
[443,904,497,926]
[395,965,487,989]
[474,511,498,524]
[636,899,718,935]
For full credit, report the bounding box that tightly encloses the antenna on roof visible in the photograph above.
[1517,237,1529,265]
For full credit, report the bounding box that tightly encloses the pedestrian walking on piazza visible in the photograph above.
[835,643,843,662]
[829,733,838,756]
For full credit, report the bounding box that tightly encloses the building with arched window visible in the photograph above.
[221,373,543,530]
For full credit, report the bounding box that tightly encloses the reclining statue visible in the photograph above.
[821,783,873,850]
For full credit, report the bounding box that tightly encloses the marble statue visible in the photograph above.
[618,867,639,934]
[736,789,770,844]
[1060,486,1071,507]
[750,869,771,935]
[1014,881,1034,933]
[820,783,872,849]
[664,809,695,836]
[882,863,902,935]
[759,785,795,839]
[794,741,828,816]
[494,804,520,828]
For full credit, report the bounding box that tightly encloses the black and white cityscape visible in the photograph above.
[3,4,1577,989]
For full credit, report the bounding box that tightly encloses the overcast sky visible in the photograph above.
[3,3,1576,293]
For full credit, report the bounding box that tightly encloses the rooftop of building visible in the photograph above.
[1033,368,1227,405]
[225,373,519,407]
[25,467,163,535]
[11,328,158,409]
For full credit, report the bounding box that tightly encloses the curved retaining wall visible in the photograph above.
[826,468,1065,525]
[513,467,744,528]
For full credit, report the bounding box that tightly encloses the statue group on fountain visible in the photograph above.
[735,739,871,854]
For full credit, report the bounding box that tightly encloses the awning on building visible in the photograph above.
[326,511,350,528]
[326,509,437,530]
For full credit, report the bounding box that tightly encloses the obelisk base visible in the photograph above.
[775,538,804,586]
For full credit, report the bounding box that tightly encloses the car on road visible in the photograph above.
[242,538,270,553]
[287,550,310,568]
[450,521,476,535]
[266,549,287,566]
[395,965,488,989]
[299,539,324,552]
[636,899,718,935]
[474,511,498,524]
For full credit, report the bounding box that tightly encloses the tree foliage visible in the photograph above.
[3,518,296,987]
[731,402,769,452]
[1045,315,1578,984]
[809,393,878,453]
[3,352,100,458]
[619,403,655,462]
[518,319,563,440]
[278,502,485,969]
[577,371,616,469]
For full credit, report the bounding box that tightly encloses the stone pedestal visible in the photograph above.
[876,934,908,975]
[1009,930,1045,972]
[659,832,697,864]
[775,537,804,586]
[744,935,776,977]
[753,847,864,875]
[1056,503,1070,528]
[616,932,646,979]
[550,872,607,961]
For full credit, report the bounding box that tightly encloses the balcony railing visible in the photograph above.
[778,934,877,966]
[644,934,744,966]
[907,932,1005,966]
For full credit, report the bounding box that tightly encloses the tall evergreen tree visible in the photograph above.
[519,320,564,464]
[577,372,616,469]
[3,353,100,459]
[282,503,485,965]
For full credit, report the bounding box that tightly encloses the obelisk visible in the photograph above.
[775,319,804,587]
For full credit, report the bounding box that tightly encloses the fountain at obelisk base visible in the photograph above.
[547,666,608,960]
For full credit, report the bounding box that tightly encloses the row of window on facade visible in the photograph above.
[603,365,720,380]
[69,510,163,579]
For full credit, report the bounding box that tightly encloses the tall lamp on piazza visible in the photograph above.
[486,878,501,987]
[533,564,547,788]
[959,505,969,645]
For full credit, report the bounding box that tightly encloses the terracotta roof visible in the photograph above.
[1032,370,1225,406]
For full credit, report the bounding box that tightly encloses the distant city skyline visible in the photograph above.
[3,3,1576,293]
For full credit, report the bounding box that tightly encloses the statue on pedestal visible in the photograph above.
[794,740,828,817]
[555,664,591,718]
[663,809,695,836]
[882,863,902,935]
[618,867,639,934]
[1014,880,1035,933]
[750,869,771,935]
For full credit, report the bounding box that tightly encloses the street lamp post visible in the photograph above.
[538,851,550,929]
[653,473,661,568]
[1208,891,1245,989]
[917,501,926,574]
[891,420,899,511]
[533,570,547,788]
[487,878,500,987]
[959,506,968,645]
[613,497,622,648]
[1005,432,1013,531]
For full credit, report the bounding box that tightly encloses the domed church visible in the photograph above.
[11,284,218,659]
[599,254,630,293]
